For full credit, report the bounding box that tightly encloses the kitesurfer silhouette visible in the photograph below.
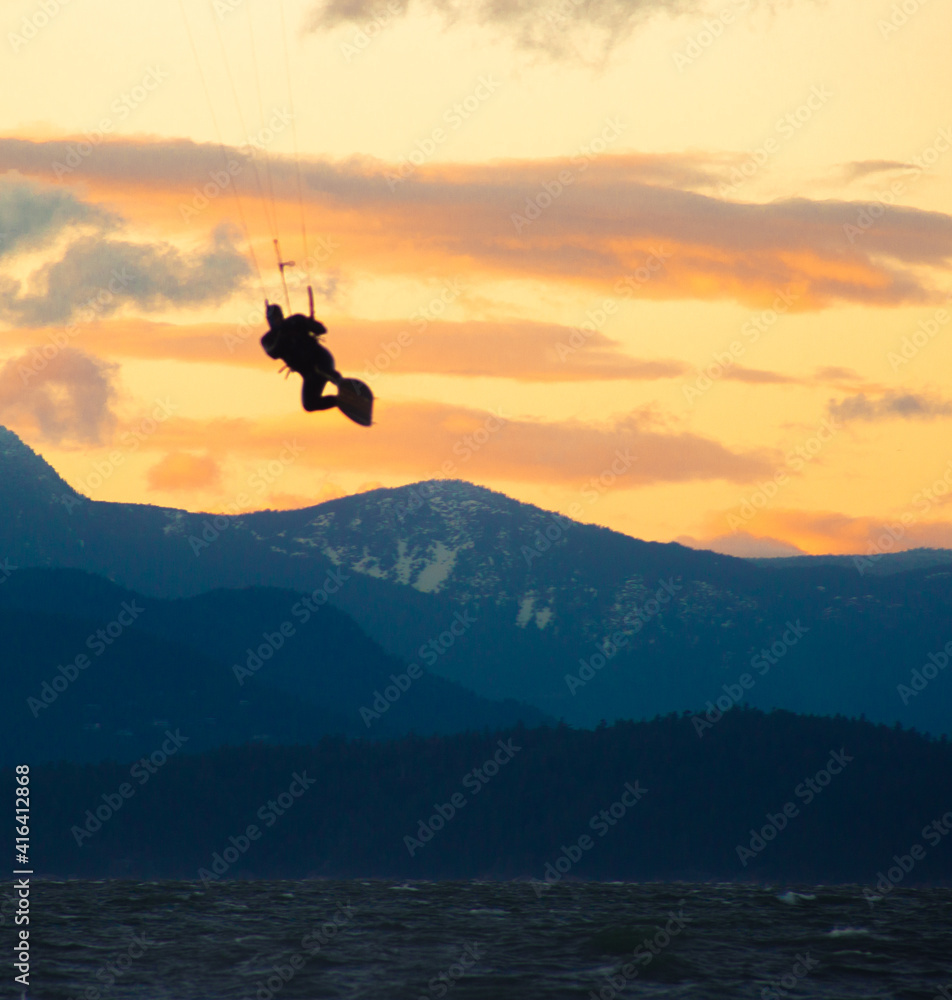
[261,299,374,426]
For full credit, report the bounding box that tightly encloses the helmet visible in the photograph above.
[266,303,284,329]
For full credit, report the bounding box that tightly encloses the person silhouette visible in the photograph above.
[260,302,342,412]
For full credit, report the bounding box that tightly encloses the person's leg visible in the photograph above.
[314,343,342,385]
[302,373,338,412]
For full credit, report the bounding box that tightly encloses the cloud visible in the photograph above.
[827,391,952,423]
[676,530,806,558]
[814,365,861,382]
[721,366,799,385]
[841,160,911,183]
[0,314,698,382]
[0,224,251,327]
[0,346,117,445]
[257,486,347,510]
[0,137,722,201]
[146,452,223,491]
[188,156,952,308]
[126,399,773,487]
[309,319,694,381]
[723,507,952,556]
[308,0,767,61]
[5,137,952,310]
[1,313,807,391]
[0,173,116,259]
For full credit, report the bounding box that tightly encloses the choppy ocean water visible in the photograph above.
[14,880,952,999]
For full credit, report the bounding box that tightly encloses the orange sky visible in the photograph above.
[2,0,952,556]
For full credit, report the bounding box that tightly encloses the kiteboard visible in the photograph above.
[336,377,374,427]
[308,284,373,426]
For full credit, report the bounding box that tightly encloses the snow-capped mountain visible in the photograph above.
[3,426,952,736]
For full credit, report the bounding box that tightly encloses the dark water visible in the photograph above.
[12,880,952,999]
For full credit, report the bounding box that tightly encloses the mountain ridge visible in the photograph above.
[3,426,952,737]
[0,566,550,766]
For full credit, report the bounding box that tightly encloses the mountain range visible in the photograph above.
[0,566,552,766]
[2,424,951,759]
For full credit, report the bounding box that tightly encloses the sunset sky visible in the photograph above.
[2,0,951,556]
